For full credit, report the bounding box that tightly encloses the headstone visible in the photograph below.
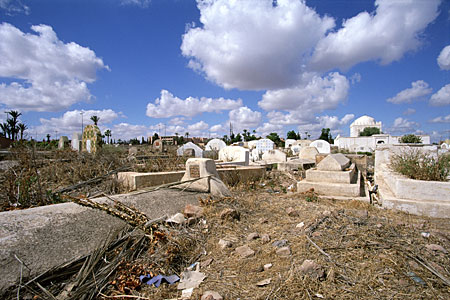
[299,146,319,160]
[290,145,301,155]
[250,148,261,162]
[183,148,196,157]
[71,133,82,152]
[285,139,297,148]
[441,143,449,150]
[255,139,274,153]
[177,142,203,158]
[218,146,250,165]
[153,139,163,152]
[205,138,226,151]
[317,153,350,171]
[262,149,287,163]
[128,146,138,156]
[82,125,102,153]
[310,140,331,154]
[58,136,69,149]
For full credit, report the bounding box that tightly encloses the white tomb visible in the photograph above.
[290,145,301,155]
[310,140,331,154]
[299,146,319,161]
[71,133,82,152]
[218,146,249,166]
[177,142,203,158]
[262,149,287,163]
[285,139,297,148]
[255,139,275,153]
[205,138,227,151]
[58,136,69,149]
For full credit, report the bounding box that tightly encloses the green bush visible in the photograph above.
[389,150,450,181]
[399,134,422,144]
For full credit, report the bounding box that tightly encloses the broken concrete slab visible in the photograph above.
[235,245,255,258]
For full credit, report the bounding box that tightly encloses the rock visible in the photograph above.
[200,258,213,268]
[218,239,232,249]
[425,244,448,254]
[184,204,204,218]
[201,291,223,300]
[252,265,264,272]
[298,259,325,279]
[261,234,271,243]
[296,222,305,229]
[264,263,273,271]
[376,223,383,228]
[247,232,260,241]
[220,208,240,221]
[235,245,255,258]
[166,213,186,225]
[408,260,419,269]
[276,246,291,257]
[186,217,198,226]
[286,207,299,217]
[322,210,331,216]
[311,231,321,237]
[421,232,430,238]
[272,239,288,248]
[256,278,271,286]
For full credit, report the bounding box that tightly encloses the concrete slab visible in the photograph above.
[305,163,357,184]
[317,153,350,171]
[299,146,319,160]
[297,170,361,197]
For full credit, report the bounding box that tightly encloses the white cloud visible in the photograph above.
[146,89,242,118]
[169,117,186,126]
[111,123,150,141]
[429,84,450,106]
[390,117,420,133]
[403,108,416,115]
[295,114,355,139]
[0,23,108,112]
[181,0,334,90]
[120,0,150,8]
[429,114,450,123]
[310,0,441,71]
[34,109,120,137]
[437,45,450,70]
[387,80,432,104]
[350,73,361,84]
[210,124,224,132]
[228,106,262,132]
[0,0,30,15]
[255,122,284,137]
[187,120,210,136]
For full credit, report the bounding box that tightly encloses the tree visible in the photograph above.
[359,127,380,136]
[318,128,333,143]
[0,122,10,138]
[223,134,230,145]
[266,132,283,147]
[152,132,159,143]
[17,123,27,141]
[231,133,242,143]
[6,110,21,140]
[104,129,112,144]
[242,129,257,141]
[287,130,301,140]
[46,134,51,142]
[185,132,189,140]
[400,134,422,144]
[90,115,100,125]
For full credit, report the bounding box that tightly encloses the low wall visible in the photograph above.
[304,164,356,184]
[297,170,361,197]
[0,189,203,293]
[375,145,450,218]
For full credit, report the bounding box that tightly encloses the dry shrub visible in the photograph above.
[390,150,450,181]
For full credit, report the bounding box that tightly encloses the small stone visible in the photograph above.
[186,217,198,226]
[272,239,288,248]
[425,244,448,254]
[264,263,273,271]
[296,222,305,229]
[252,265,264,272]
[220,208,240,221]
[256,278,271,286]
[322,210,331,216]
[184,204,204,218]
[376,223,383,228]
[261,234,271,243]
[276,246,291,257]
[201,291,223,300]
[218,239,232,249]
[408,260,419,269]
[298,259,325,279]
[235,245,255,258]
[247,232,260,241]
[200,258,213,268]
[166,213,185,224]
[421,232,430,238]
[311,231,321,237]
[286,207,299,217]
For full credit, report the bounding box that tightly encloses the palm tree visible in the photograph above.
[104,129,111,144]
[6,110,21,140]
[0,122,9,138]
[185,132,189,140]
[90,115,100,125]
[46,134,51,142]
[17,123,28,141]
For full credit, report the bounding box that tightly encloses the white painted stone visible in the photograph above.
[290,145,301,155]
[285,139,297,148]
[441,143,449,150]
[206,138,226,151]
[58,136,69,149]
[179,158,231,198]
[299,146,319,160]
[262,149,287,163]
[310,140,331,154]
[219,146,249,165]
[71,133,82,152]
[317,153,350,171]
[251,148,261,162]
[255,139,275,153]
[177,142,204,158]
[86,140,92,153]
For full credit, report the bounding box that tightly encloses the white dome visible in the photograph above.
[351,115,376,126]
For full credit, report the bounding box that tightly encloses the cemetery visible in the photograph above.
[0,123,449,299]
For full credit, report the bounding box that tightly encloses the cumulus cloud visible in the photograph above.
[120,0,150,8]
[34,109,120,137]
[146,89,242,118]
[437,45,450,70]
[210,124,224,133]
[0,23,108,112]
[228,106,262,132]
[403,108,416,115]
[0,0,29,15]
[390,117,420,133]
[429,84,450,106]
[295,114,355,139]
[310,0,441,71]
[429,114,450,123]
[255,122,284,137]
[111,123,150,141]
[387,80,432,104]
[181,0,334,90]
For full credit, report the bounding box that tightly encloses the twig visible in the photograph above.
[13,254,24,300]
[99,292,151,299]
[35,282,58,300]
[409,255,450,286]
[131,175,211,196]
[306,235,331,260]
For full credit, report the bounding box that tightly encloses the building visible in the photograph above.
[350,115,382,137]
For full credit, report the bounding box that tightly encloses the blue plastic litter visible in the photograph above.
[139,274,180,287]
[406,272,426,286]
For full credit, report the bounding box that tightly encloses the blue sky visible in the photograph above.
[0,0,449,142]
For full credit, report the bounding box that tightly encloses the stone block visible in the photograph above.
[317,153,350,171]
[262,149,287,163]
[219,146,249,165]
[299,146,319,160]
[205,138,226,151]
[310,140,331,154]
[305,164,356,184]
[58,136,69,149]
